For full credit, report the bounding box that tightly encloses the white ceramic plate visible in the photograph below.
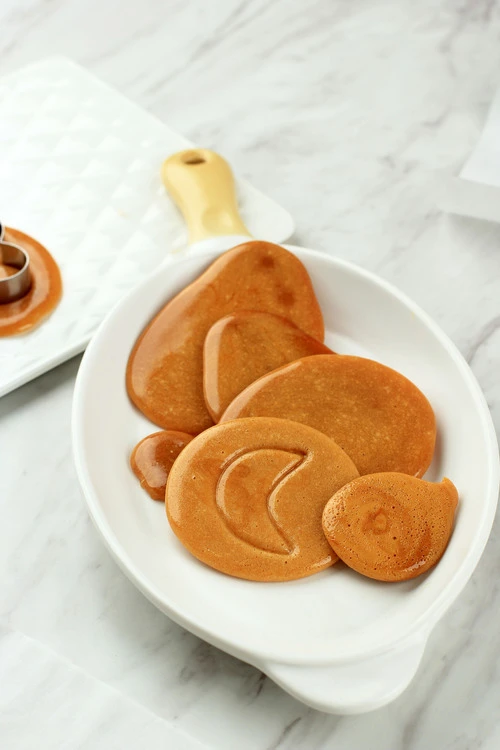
[72,243,499,714]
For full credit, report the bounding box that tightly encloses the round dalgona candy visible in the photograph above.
[166,417,359,582]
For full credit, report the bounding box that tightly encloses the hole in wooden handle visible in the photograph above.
[182,151,206,165]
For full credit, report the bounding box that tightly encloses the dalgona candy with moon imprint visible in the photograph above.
[165,417,359,582]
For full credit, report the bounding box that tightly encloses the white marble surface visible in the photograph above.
[0,626,207,750]
[1,0,499,748]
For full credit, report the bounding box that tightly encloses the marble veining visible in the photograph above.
[0,625,208,750]
[1,0,500,748]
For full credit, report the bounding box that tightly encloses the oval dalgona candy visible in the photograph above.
[322,473,458,581]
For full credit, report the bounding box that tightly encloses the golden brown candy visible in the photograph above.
[166,417,359,581]
[203,311,333,421]
[0,227,62,337]
[130,431,193,500]
[126,241,324,434]
[322,473,458,581]
[220,354,436,477]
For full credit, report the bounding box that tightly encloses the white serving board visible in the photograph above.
[0,57,294,397]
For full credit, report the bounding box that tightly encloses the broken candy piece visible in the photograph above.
[322,473,458,581]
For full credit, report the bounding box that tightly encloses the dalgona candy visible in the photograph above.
[322,473,458,581]
[130,430,193,500]
[126,242,324,434]
[220,354,436,477]
[203,311,333,421]
[165,417,359,582]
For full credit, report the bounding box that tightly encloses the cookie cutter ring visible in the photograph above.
[0,223,32,304]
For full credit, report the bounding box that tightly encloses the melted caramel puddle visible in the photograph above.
[0,227,62,337]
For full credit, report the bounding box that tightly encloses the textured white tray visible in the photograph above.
[0,57,294,397]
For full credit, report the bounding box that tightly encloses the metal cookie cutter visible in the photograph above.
[0,222,32,303]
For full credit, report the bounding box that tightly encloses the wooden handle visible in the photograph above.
[162,149,251,243]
